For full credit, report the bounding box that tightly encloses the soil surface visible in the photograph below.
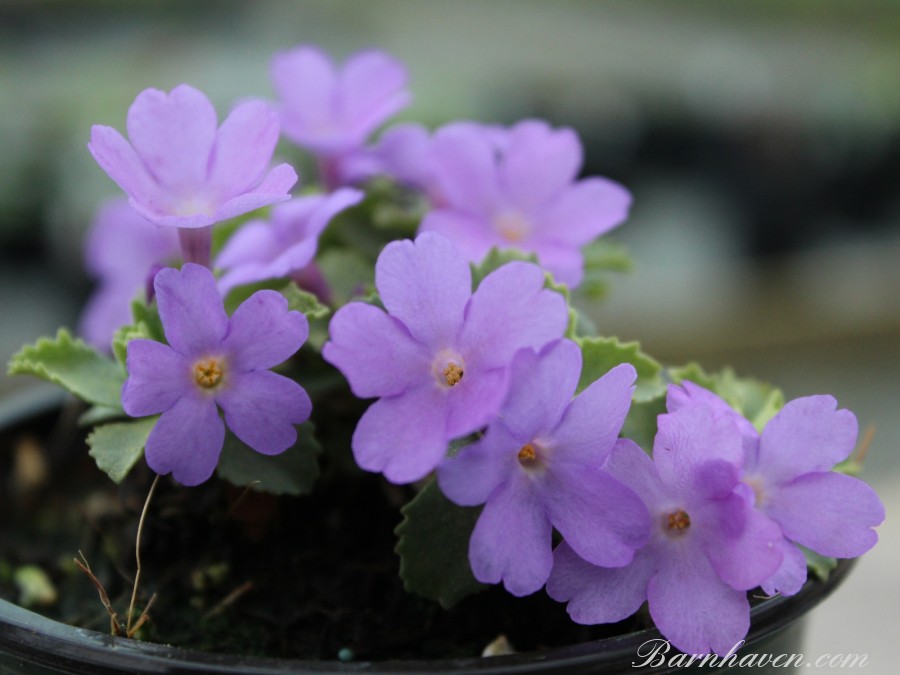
[0,401,646,663]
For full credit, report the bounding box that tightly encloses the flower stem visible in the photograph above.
[178,226,213,268]
[126,474,160,635]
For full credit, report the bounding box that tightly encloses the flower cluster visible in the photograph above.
[12,43,883,661]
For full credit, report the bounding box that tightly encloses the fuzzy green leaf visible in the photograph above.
[216,423,321,496]
[577,336,665,402]
[317,247,376,307]
[8,329,125,409]
[395,480,485,609]
[86,416,157,483]
[799,545,838,582]
[579,238,633,300]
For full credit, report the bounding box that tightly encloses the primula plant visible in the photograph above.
[7,43,884,660]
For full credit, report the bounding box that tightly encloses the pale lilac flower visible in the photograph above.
[419,119,631,287]
[88,85,297,265]
[547,401,783,656]
[272,45,410,183]
[437,340,649,596]
[216,188,363,295]
[338,123,435,193]
[669,382,884,596]
[322,232,568,484]
[79,198,179,349]
[122,263,311,486]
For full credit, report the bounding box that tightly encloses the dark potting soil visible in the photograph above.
[0,400,646,663]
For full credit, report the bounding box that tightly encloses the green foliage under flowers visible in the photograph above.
[578,238,633,300]
[217,422,322,496]
[7,329,125,410]
[87,416,157,484]
[576,336,666,403]
[395,479,486,609]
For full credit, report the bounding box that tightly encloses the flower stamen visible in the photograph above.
[665,509,691,536]
[194,358,224,389]
[517,443,538,466]
[443,363,464,387]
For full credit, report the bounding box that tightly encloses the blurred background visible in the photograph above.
[1,0,897,665]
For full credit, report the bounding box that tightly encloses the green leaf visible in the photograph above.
[799,545,838,582]
[280,283,330,320]
[577,336,665,402]
[111,299,164,367]
[317,247,376,307]
[8,329,125,409]
[216,422,321,496]
[78,405,126,427]
[86,416,157,483]
[395,480,485,608]
[622,397,667,454]
[579,238,633,300]
[669,363,784,431]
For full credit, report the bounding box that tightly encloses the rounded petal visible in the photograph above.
[211,164,297,223]
[547,542,654,624]
[375,233,471,349]
[154,264,228,357]
[323,302,432,399]
[122,339,190,416]
[221,290,307,371]
[209,100,280,199]
[339,50,410,137]
[601,438,669,512]
[761,539,808,597]
[541,464,650,568]
[538,177,632,246]
[272,46,337,146]
[144,395,225,486]
[500,120,582,212]
[217,370,311,455]
[444,365,509,439]
[215,220,281,270]
[469,474,553,596]
[667,381,759,461]
[499,340,581,440]
[429,123,499,213]
[418,210,497,263]
[647,546,751,657]
[437,422,519,507]
[551,362,636,465]
[758,395,858,482]
[532,242,584,288]
[88,126,166,213]
[765,471,884,558]
[351,383,449,484]
[459,261,568,371]
[126,85,217,192]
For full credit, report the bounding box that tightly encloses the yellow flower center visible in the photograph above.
[494,211,530,243]
[442,363,464,387]
[664,509,691,536]
[193,358,224,389]
[517,443,538,466]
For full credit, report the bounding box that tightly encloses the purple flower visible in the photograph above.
[547,401,784,656]
[669,382,884,596]
[338,123,436,193]
[322,232,568,484]
[437,340,650,596]
[88,85,297,231]
[79,198,179,349]
[122,263,311,486]
[216,188,363,295]
[419,119,631,287]
[272,46,410,161]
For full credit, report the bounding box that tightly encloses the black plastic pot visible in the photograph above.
[0,390,856,674]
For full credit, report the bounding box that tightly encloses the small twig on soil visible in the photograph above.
[225,480,262,518]
[73,551,122,636]
[126,474,160,635]
[203,580,255,620]
[126,592,158,638]
[854,425,876,466]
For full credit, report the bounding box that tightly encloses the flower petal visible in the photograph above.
[271,46,337,144]
[499,340,581,440]
[323,302,432,399]
[88,126,166,214]
[418,210,497,263]
[217,370,311,455]
[547,542,654,624]
[211,164,297,223]
[444,365,509,439]
[122,339,190,416]
[469,473,553,596]
[647,545,751,657]
[761,539,808,597]
[221,290,307,371]
[765,471,884,557]
[538,177,632,246]
[209,99,281,198]
[437,422,519,507]
[144,395,225,486]
[500,120,582,212]
[757,395,858,482]
[351,383,449,484]
[541,464,650,568]
[429,123,499,213]
[459,261,568,371]
[154,264,228,357]
[126,85,217,193]
[532,242,585,288]
[375,233,471,349]
[550,362,636,465]
[339,50,410,137]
